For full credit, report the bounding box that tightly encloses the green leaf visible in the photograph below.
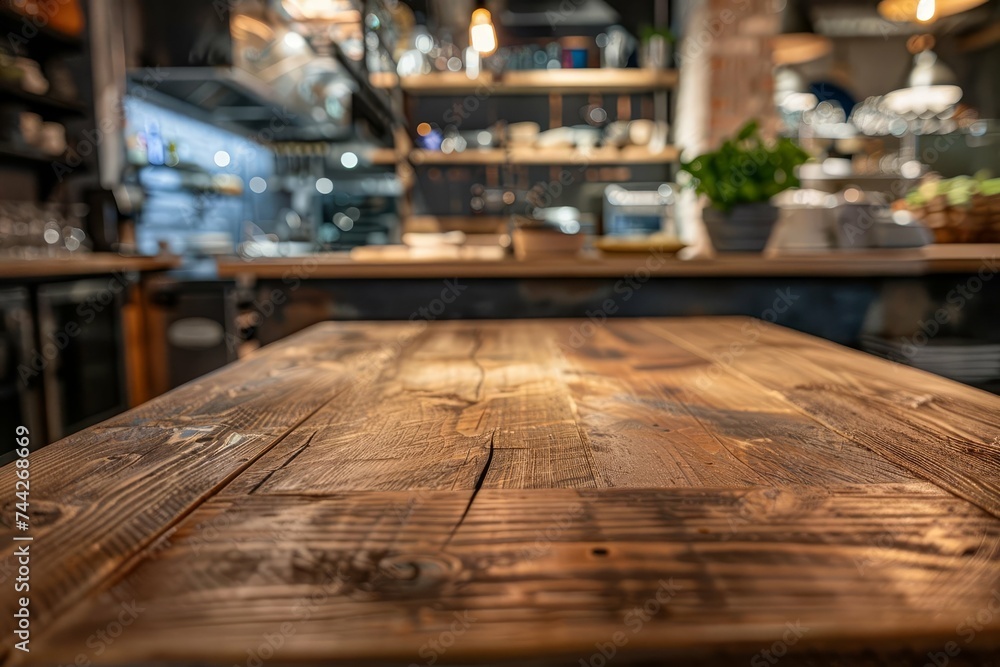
[736,121,758,142]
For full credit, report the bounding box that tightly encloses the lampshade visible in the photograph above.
[883,49,962,115]
[772,34,833,66]
[282,0,358,21]
[771,1,832,66]
[877,0,988,24]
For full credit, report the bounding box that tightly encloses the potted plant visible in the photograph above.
[681,120,810,252]
[638,25,676,69]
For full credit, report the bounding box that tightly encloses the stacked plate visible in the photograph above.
[860,335,1000,385]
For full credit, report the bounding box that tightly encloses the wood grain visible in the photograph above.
[247,325,495,493]
[646,317,1000,519]
[409,146,680,166]
[215,245,1000,280]
[371,68,679,94]
[553,320,914,487]
[2,318,999,666]
[0,254,179,280]
[25,485,1000,665]
[0,324,402,636]
[243,323,600,493]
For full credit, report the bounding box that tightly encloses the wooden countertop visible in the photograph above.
[217,244,1000,279]
[5,317,1000,665]
[0,254,180,280]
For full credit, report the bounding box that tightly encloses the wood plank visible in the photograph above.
[500,68,679,94]
[248,324,493,493]
[246,322,600,493]
[214,245,1000,280]
[647,317,1000,519]
[25,485,1000,665]
[410,148,507,165]
[368,146,400,165]
[0,254,180,280]
[376,69,679,95]
[507,145,680,165]
[410,146,679,166]
[553,320,914,487]
[0,323,404,640]
[464,322,600,489]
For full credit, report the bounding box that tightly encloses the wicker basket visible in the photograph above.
[907,193,1000,243]
[976,193,1000,243]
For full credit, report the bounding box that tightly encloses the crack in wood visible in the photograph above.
[247,430,318,495]
[444,429,496,548]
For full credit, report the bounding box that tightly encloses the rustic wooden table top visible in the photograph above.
[3,317,1000,666]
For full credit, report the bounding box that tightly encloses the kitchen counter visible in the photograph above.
[217,244,1000,279]
[0,254,181,280]
[4,317,999,665]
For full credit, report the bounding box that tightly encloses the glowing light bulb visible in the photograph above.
[469,8,497,56]
[340,152,359,169]
[916,0,935,22]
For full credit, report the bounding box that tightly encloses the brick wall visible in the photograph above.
[706,0,780,145]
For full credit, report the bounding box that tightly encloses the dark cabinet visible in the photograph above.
[36,280,129,441]
[0,289,44,461]
[151,280,238,391]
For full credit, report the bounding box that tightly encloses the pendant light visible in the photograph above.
[282,0,359,22]
[771,0,832,66]
[883,36,962,115]
[877,0,988,24]
[469,3,498,56]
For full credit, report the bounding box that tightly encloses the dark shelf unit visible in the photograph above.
[0,143,60,165]
[0,2,91,201]
[0,6,83,57]
[0,81,87,120]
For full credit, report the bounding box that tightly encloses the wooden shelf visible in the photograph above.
[371,68,678,95]
[410,148,506,165]
[509,145,679,165]
[410,145,679,166]
[368,71,400,89]
[368,147,400,165]
[502,69,678,94]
